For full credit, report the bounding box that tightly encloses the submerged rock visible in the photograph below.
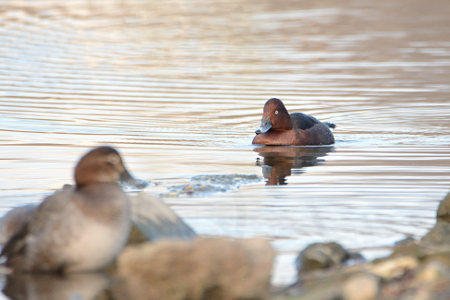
[164,174,260,197]
[167,183,227,196]
[115,237,274,300]
[191,174,260,187]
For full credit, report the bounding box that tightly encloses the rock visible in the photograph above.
[421,221,450,247]
[114,237,274,300]
[422,250,450,268]
[277,194,450,300]
[394,236,416,247]
[414,260,450,284]
[421,193,450,247]
[370,256,418,280]
[103,224,148,275]
[190,174,260,188]
[342,272,379,300]
[391,237,424,259]
[164,174,261,197]
[436,192,450,222]
[296,242,361,275]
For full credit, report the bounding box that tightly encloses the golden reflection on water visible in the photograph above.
[255,146,334,185]
[0,0,449,289]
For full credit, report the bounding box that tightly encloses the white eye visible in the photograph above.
[275,110,278,115]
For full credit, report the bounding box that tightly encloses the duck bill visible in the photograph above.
[119,169,148,189]
[255,117,272,134]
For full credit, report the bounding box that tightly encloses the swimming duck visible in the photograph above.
[252,98,335,146]
[1,146,144,273]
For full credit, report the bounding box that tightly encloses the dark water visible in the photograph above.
[0,0,449,292]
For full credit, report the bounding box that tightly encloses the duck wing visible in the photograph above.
[290,113,320,130]
[1,190,79,272]
[129,194,196,241]
[291,113,336,130]
[0,220,30,267]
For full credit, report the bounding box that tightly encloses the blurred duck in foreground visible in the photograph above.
[0,146,146,273]
[0,146,196,273]
[252,98,335,146]
[0,205,36,246]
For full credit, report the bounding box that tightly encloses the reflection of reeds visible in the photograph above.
[255,146,334,185]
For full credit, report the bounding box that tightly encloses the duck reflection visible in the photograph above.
[2,272,109,300]
[255,146,334,185]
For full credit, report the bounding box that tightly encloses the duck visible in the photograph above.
[0,146,145,273]
[0,204,36,245]
[252,98,335,146]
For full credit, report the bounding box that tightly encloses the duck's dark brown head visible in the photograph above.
[255,98,292,134]
[74,146,146,189]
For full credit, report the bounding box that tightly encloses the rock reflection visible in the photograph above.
[3,272,109,300]
[255,146,334,185]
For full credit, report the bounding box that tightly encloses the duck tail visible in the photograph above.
[325,122,336,129]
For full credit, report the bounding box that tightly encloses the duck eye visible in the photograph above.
[275,110,279,115]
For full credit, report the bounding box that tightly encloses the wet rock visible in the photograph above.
[377,256,450,300]
[167,183,227,196]
[422,249,450,269]
[370,256,418,280]
[115,237,274,300]
[414,260,450,284]
[296,242,362,275]
[436,192,450,222]
[390,238,427,262]
[421,192,450,247]
[421,221,450,247]
[394,236,416,247]
[276,194,450,300]
[341,272,379,300]
[191,174,260,187]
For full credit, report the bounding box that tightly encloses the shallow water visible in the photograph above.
[0,0,449,292]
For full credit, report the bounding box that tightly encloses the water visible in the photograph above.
[0,0,449,291]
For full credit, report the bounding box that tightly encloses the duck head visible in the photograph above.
[74,146,147,189]
[255,98,293,134]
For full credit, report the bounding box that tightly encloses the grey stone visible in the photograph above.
[115,237,274,300]
[296,242,359,275]
[436,192,450,221]
[342,272,379,300]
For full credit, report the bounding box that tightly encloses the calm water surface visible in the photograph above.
[1,0,449,291]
